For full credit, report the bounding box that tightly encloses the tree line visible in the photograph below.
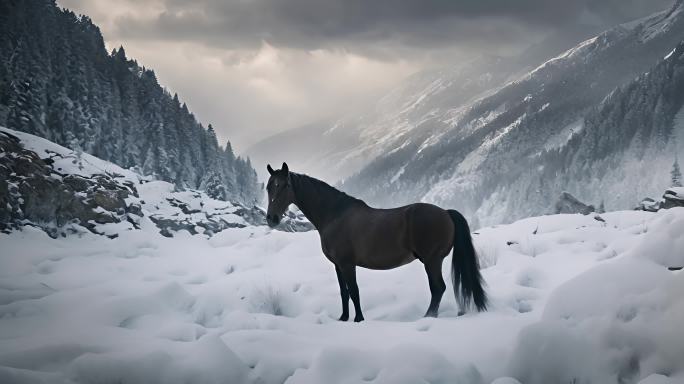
[0,0,261,204]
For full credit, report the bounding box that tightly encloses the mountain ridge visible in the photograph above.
[340,0,684,227]
[245,22,608,184]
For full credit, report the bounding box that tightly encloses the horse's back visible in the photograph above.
[323,202,454,269]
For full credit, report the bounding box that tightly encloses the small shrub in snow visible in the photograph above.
[252,285,286,317]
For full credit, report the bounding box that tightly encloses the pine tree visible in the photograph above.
[201,171,228,200]
[672,157,683,187]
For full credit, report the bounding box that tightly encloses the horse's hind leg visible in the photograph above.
[340,264,364,322]
[335,266,350,321]
[423,257,446,317]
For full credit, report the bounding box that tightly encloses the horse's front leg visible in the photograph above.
[335,265,350,321]
[340,264,364,322]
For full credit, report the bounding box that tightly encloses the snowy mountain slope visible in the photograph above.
[246,55,531,183]
[3,127,142,181]
[246,23,607,184]
[245,121,345,184]
[0,127,310,238]
[1,200,683,383]
[341,1,684,227]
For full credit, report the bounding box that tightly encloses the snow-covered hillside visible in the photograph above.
[340,1,684,227]
[246,55,527,183]
[245,24,605,184]
[0,127,310,238]
[1,195,684,383]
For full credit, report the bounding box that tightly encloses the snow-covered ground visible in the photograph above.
[1,206,684,384]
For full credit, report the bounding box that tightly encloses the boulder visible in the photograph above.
[235,205,314,232]
[636,197,661,212]
[91,190,126,212]
[149,216,199,237]
[63,174,92,192]
[661,187,684,209]
[635,187,684,212]
[554,192,595,215]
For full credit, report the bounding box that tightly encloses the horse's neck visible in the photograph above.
[291,175,350,230]
[294,199,327,230]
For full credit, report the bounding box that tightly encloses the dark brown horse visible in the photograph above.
[266,162,487,322]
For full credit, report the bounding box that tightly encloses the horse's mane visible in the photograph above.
[290,172,366,215]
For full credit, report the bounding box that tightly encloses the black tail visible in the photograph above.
[447,209,487,312]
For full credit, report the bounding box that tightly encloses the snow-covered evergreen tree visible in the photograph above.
[672,157,683,187]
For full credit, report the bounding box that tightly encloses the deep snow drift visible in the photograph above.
[1,205,684,383]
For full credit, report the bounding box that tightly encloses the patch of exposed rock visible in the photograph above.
[0,130,139,238]
[554,191,596,215]
[147,194,313,238]
[636,187,684,212]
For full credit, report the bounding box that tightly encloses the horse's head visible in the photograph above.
[266,162,295,227]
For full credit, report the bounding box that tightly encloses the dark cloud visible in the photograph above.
[111,0,674,57]
[58,0,677,152]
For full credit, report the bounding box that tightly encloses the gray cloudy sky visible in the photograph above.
[58,0,673,151]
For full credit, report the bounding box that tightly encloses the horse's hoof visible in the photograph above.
[353,316,364,322]
[424,312,438,318]
[338,314,349,321]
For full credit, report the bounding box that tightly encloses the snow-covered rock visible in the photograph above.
[662,187,684,209]
[0,127,312,238]
[637,197,661,212]
[554,191,596,215]
[635,186,684,212]
[0,128,140,238]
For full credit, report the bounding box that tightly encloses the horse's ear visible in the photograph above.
[282,162,289,174]
[267,164,274,175]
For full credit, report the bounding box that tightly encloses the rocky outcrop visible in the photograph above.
[0,130,139,238]
[147,195,313,238]
[238,206,315,233]
[1,129,313,238]
[636,197,660,212]
[637,187,684,211]
[661,187,684,209]
[554,192,595,215]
